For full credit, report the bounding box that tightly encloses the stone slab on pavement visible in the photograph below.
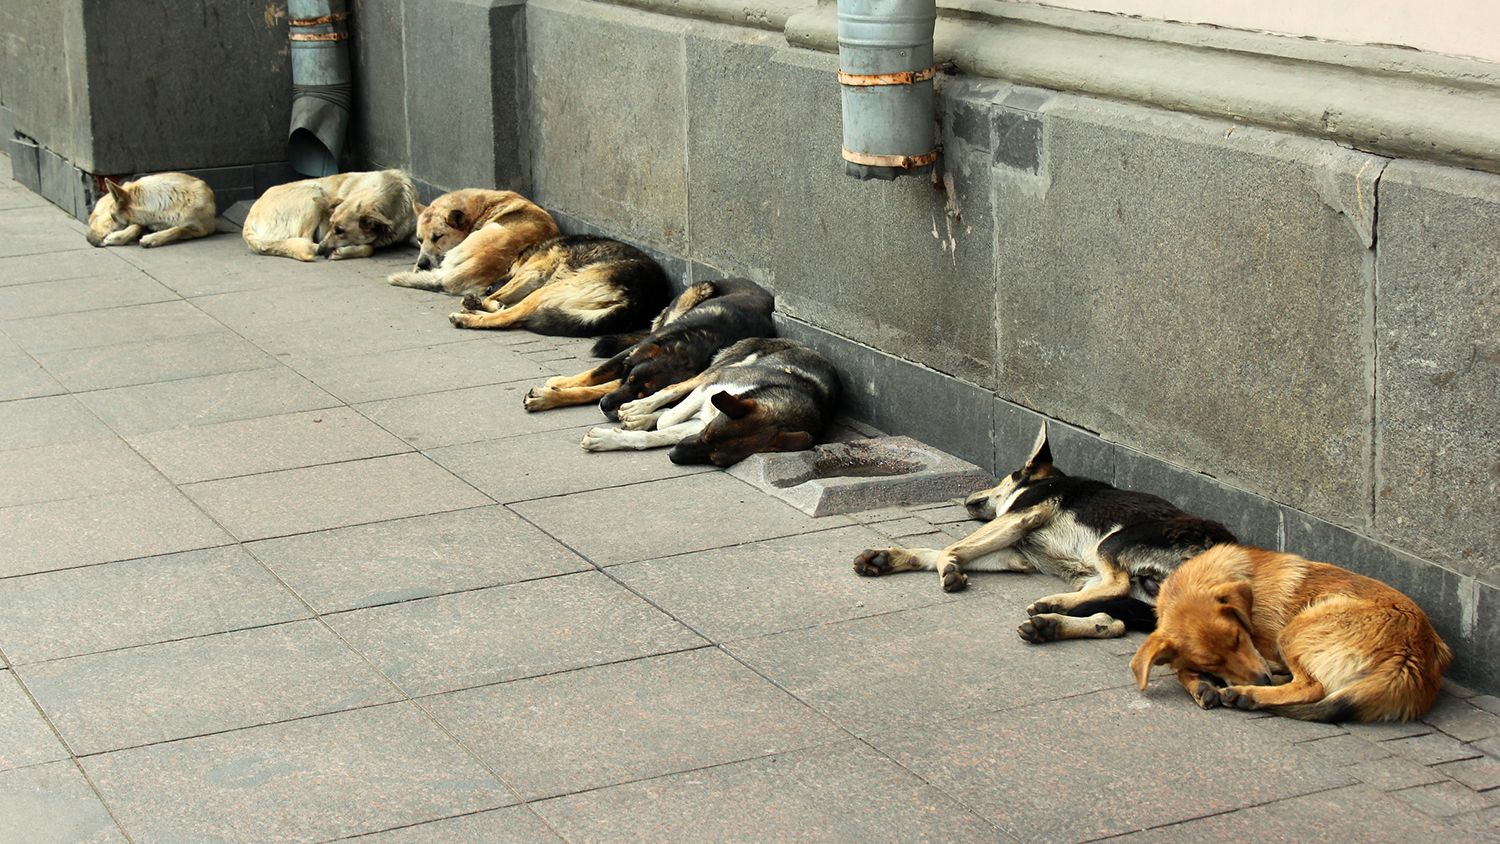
[289,340,549,404]
[247,506,591,614]
[0,545,309,664]
[0,272,176,320]
[0,354,65,402]
[325,571,705,696]
[355,381,604,450]
[0,671,68,772]
[82,703,516,843]
[0,300,222,355]
[0,760,124,843]
[0,394,114,452]
[77,366,340,436]
[32,330,278,393]
[0,436,168,508]
[1112,784,1461,841]
[351,807,563,843]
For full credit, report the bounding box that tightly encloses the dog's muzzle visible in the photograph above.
[416,255,433,271]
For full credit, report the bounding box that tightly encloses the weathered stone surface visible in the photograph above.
[0,300,220,356]
[404,0,527,190]
[528,0,687,251]
[993,399,1115,484]
[0,437,168,509]
[994,98,1377,525]
[0,272,176,321]
[0,2,91,168]
[352,807,562,843]
[1115,445,1284,550]
[1113,785,1457,841]
[1374,161,1500,579]
[77,367,340,436]
[0,395,114,452]
[34,331,279,393]
[0,760,124,844]
[0,672,68,772]
[349,0,411,170]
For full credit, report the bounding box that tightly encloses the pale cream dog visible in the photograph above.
[86,173,216,248]
[242,169,417,262]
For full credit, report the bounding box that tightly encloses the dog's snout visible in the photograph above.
[416,256,432,271]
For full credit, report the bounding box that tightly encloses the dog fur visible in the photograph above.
[853,423,1236,643]
[521,277,775,415]
[579,337,841,467]
[242,169,417,262]
[445,235,672,337]
[86,173,216,248]
[387,189,560,294]
[1130,544,1451,722]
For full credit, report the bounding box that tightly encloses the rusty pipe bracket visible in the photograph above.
[837,66,937,87]
[841,148,939,168]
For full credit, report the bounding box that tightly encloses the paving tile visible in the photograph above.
[0,355,64,401]
[0,187,48,211]
[83,703,515,843]
[1244,711,1347,743]
[532,741,1001,843]
[0,300,221,355]
[613,525,1001,642]
[0,273,177,320]
[190,281,404,330]
[1298,733,1394,767]
[0,672,67,772]
[77,366,339,435]
[290,340,549,403]
[182,453,491,540]
[240,311,472,362]
[1385,731,1485,766]
[0,206,92,258]
[127,406,411,483]
[1423,693,1500,742]
[427,648,842,800]
[33,330,277,392]
[113,233,324,297]
[870,686,1355,842]
[0,394,112,451]
[1346,755,1452,791]
[1344,718,1433,741]
[1473,695,1500,716]
[0,761,124,843]
[428,425,714,504]
[725,596,1133,738]
[355,381,604,449]
[0,545,309,664]
[1434,755,1500,792]
[21,620,400,755]
[0,487,231,578]
[248,506,589,613]
[326,571,705,696]
[1113,784,1459,842]
[1478,736,1500,760]
[351,807,562,842]
[1391,780,1499,817]
[511,473,844,565]
[0,437,166,508]
[0,246,132,287]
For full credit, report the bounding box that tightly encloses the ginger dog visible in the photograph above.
[86,173,215,248]
[1131,544,1451,722]
[388,189,559,295]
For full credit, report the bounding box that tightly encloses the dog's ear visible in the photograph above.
[1130,632,1177,690]
[1021,421,1053,479]
[1212,580,1255,631]
[325,196,344,211]
[105,179,129,207]
[412,199,427,218]
[361,212,395,240]
[711,391,757,419]
[446,208,466,229]
[770,430,814,452]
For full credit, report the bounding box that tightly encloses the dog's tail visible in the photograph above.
[1267,622,1452,723]
[591,333,646,358]
[242,230,318,262]
[387,270,446,291]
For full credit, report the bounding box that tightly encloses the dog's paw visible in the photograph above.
[1218,686,1260,711]
[460,293,484,312]
[1191,681,1223,710]
[449,312,476,328]
[522,387,551,413]
[938,562,968,593]
[852,549,894,577]
[1026,596,1066,617]
[618,411,658,431]
[139,233,165,248]
[580,427,615,452]
[1018,614,1059,644]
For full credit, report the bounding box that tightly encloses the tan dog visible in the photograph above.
[387,189,559,294]
[86,173,215,248]
[242,169,416,262]
[1131,544,1451,722]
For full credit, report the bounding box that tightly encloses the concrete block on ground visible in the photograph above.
[1374,160,1500,580]
[994,96,1378,526]
[8,136,42,193]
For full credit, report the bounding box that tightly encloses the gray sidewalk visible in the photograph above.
[1,166,1498,843]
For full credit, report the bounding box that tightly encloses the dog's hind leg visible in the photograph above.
[925,504,1055,592]
[139,225,200,248]
[102,224,145,246]
[522,381,621,412]
[580,418,706,452]
[542,353,629,390]
[1018,612,1127,644]
[853,546,1031,578]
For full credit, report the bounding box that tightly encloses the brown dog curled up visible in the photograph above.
[1131,544,1451,722]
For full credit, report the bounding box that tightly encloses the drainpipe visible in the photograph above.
[837,0,938,180]
[287,0,353,177]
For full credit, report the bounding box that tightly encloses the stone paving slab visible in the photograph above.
[0,760,124,843]
[111,234,335,298]
[77,366,340,436]
[511,472,847,565]
[428,425,715,504]
[327,571,706,697]
[20,620,401,755]
[0,672,68,772]
[356,381,604,449]
[0,206,91,258]
[0,487,232,578]
[0,272,177,320]
[426,648,843,800]
[532,740,1003,843]
[0,546,309,664]
[127,406,412,483]
[1114,784,1464,841]
[0,354,62,402]
[82,702,517,843]
[289,340,551,404]
[32,330,278,393]
[181,452,491,540]
[351,807,564,842]
[0,436,168,508]
[0,299,223,355]
[237,311,476,363]
[247,506,592,613]
[0,248,134,287]
[0,394,114,451]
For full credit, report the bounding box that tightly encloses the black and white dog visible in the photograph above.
[853,423,1236,643]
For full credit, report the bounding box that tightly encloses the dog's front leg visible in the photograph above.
[1178,668,1223,709]
[330,244,373,260]
[102,224,144,246]
[523,381,621,413]
[580,418,706,452]
[930,507,1050,593]
[139,225,197,248]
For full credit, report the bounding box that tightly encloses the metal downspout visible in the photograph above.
[837,0,939,180]
[287,0,353,177]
